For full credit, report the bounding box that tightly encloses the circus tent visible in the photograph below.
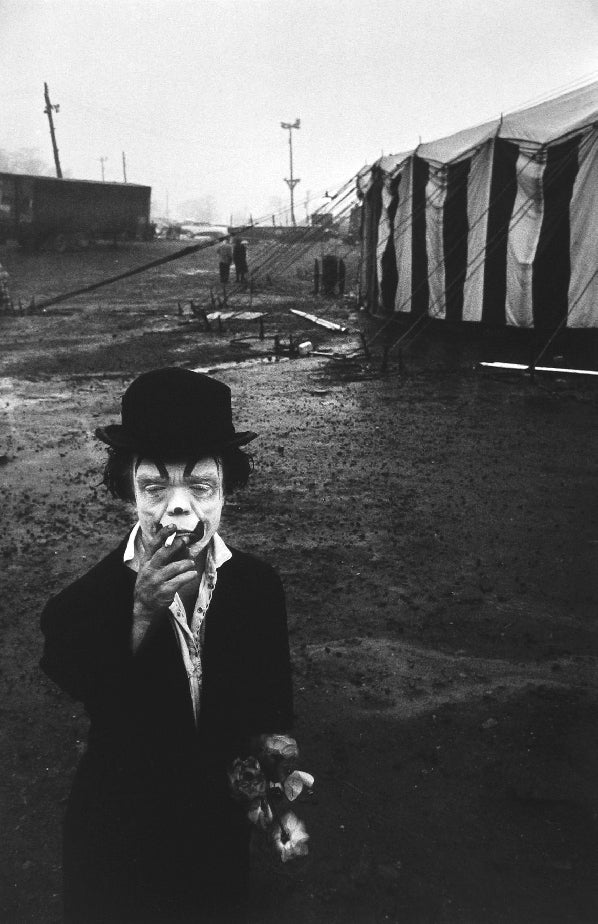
[358,81,598,330]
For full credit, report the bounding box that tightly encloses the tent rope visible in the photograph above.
[362,129,592,358]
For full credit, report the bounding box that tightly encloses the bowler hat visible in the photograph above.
[95,367,257,457]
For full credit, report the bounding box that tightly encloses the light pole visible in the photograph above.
[281,118,300,227]
[99,156,108,182]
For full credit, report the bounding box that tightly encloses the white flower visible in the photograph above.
[272,811,310,863]
[258,733,299,762]
[283,770,315,802]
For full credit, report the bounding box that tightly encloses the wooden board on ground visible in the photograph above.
[290,308,348,331]
[206,310,265,321]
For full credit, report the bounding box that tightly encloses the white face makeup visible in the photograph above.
[133,456,224,559]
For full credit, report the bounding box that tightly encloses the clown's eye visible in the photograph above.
[191,483,217,496]
[144,484,166,495]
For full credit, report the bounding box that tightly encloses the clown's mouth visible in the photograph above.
[164,525,205,547]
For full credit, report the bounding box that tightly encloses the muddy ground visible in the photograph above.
[0,241,597,923]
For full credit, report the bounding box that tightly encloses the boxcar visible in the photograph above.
[0,172,151,250]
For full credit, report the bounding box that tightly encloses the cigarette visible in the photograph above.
[164,532,176,547]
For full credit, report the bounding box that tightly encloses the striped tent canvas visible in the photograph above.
[358,81,598,329]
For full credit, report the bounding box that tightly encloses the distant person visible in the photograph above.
[233,236,248,284]
[217,237,233,285]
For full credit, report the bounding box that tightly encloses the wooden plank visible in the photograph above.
[289,308,348,331]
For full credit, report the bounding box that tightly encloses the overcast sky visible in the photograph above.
[1,0,596,224]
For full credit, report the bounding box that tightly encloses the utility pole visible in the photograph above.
[99,156,108,182]
[122,151,127,183]
[43,82,63,178]
[280,118,300,227]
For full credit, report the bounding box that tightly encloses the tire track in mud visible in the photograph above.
[296,638,596,720]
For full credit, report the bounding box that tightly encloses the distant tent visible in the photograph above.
[358,81,598,330]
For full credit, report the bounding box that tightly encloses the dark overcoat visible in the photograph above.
[40,539,294,924]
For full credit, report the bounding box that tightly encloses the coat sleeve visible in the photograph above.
[242,567,294,737]
[39,554,135,705]
[40,593,99,702]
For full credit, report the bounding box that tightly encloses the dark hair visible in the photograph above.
[101,446,253,501]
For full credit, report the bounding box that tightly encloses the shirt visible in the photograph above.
[123,523,232,725]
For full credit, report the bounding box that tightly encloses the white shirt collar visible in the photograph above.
[211,531,233,569]
[123,522,141,566]
[123,522,232,572]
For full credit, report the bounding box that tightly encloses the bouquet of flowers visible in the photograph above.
[228,734,314,862]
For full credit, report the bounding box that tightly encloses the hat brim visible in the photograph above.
[95,424,257,454]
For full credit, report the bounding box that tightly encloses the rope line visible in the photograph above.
[369,125,594,330]
[29,170,363,311]
[246,191,358,281]
[256,198,357,282]
[382,135,586,357]
[34,237,229,311]
[364,129,591,355]
[360,168,572,359]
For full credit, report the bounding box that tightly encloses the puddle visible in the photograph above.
[0,377,73,412]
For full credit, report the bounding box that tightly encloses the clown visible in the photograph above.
[41,368,295,923]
